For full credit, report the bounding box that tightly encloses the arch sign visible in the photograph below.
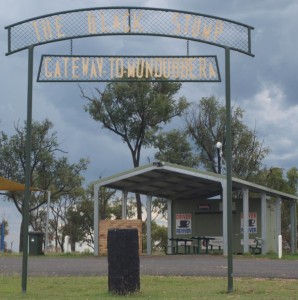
[6,7,253,55]
[37,55,221,82]
[5,6,254,293]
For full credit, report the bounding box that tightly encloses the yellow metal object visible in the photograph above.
[0,176,40,191]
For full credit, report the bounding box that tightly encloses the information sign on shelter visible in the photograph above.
[241,212,257,234]
[176,213,192,234]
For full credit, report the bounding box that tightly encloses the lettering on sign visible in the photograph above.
[6,8,253,55]
[38,55,221,82]
[31,12,224,43]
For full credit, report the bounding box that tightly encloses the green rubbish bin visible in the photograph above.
[28,232,44,255]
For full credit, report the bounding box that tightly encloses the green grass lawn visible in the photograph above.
[1,275,298,299]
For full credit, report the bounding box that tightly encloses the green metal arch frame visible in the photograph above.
[5,6,256,294]
[5,6,254,56]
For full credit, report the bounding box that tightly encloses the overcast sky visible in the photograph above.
[1,0,298,251]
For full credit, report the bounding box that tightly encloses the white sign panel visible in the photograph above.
[176,213,192,235]
[241,212,257,234]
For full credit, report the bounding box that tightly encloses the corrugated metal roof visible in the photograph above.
[92,162,298,201]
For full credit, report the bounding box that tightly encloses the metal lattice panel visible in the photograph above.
[6,7,253,55]
[37,55,221,82]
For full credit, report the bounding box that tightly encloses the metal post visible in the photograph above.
[261,193,267,254]
[22,45,34,293]
[242,188,249,253]
[146,195,152,255]
[167,199,173,254]
[45,191,51,253]
[221,181,228,255]
[290,200,297,254]
[94,184,99,256]
[122,190,128,220]
[0,222,4,252]
[225,47,233,293]
[216,147,221,174]
[275,197,281,253]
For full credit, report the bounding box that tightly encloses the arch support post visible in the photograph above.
[225,46,233,293]
[22,46,34,294]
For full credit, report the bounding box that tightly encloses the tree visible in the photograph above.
[50,188,85,252]
[80,80,189,219]
[72,196,95,250]
[250,167,298,250]
[63,205,85,252]
[154,129,199,167]
[0,119,89,251]
[286,167,298,192]
[108,195,137,220]
[185,96,270,179]
[142,220,168,252]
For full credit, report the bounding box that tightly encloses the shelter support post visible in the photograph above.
[146,195,152,255]
[122,190,128,219]
[261,193,267,254]
[22,45,34,294]
[275,197,281,253]
[290,200,297,254]
[242,188,249,253]
[167,199,173,254]
[94,184,99,256]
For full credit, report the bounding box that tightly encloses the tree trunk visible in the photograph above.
[71,240,76,252]
[58,235,64,252]
[19,220,24,253]
[136,194,142,220]
[133,157,142,220]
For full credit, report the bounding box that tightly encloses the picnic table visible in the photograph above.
[169,238,194,254]
[190,236,215,254]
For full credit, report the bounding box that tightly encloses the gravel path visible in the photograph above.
[1,255,298,279]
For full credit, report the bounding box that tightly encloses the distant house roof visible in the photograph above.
[92,162,298,201]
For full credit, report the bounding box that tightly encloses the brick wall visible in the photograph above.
[99,220,143,255]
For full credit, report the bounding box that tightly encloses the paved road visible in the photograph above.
[1,255,298,279]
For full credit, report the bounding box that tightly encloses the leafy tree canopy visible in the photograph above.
[185,96,270,179]
[80,80,189,219]
[0,119,88,251]
[154,129,199,168]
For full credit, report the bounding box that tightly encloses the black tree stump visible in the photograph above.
[107,228,140,295]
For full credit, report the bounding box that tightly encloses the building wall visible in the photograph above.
[172,198,223,237]
[172,196,276,254]
[99,220,143,255]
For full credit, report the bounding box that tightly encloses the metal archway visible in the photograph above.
[5,6,254,293]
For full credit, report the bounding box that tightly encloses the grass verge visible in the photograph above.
[1,275,298,299]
